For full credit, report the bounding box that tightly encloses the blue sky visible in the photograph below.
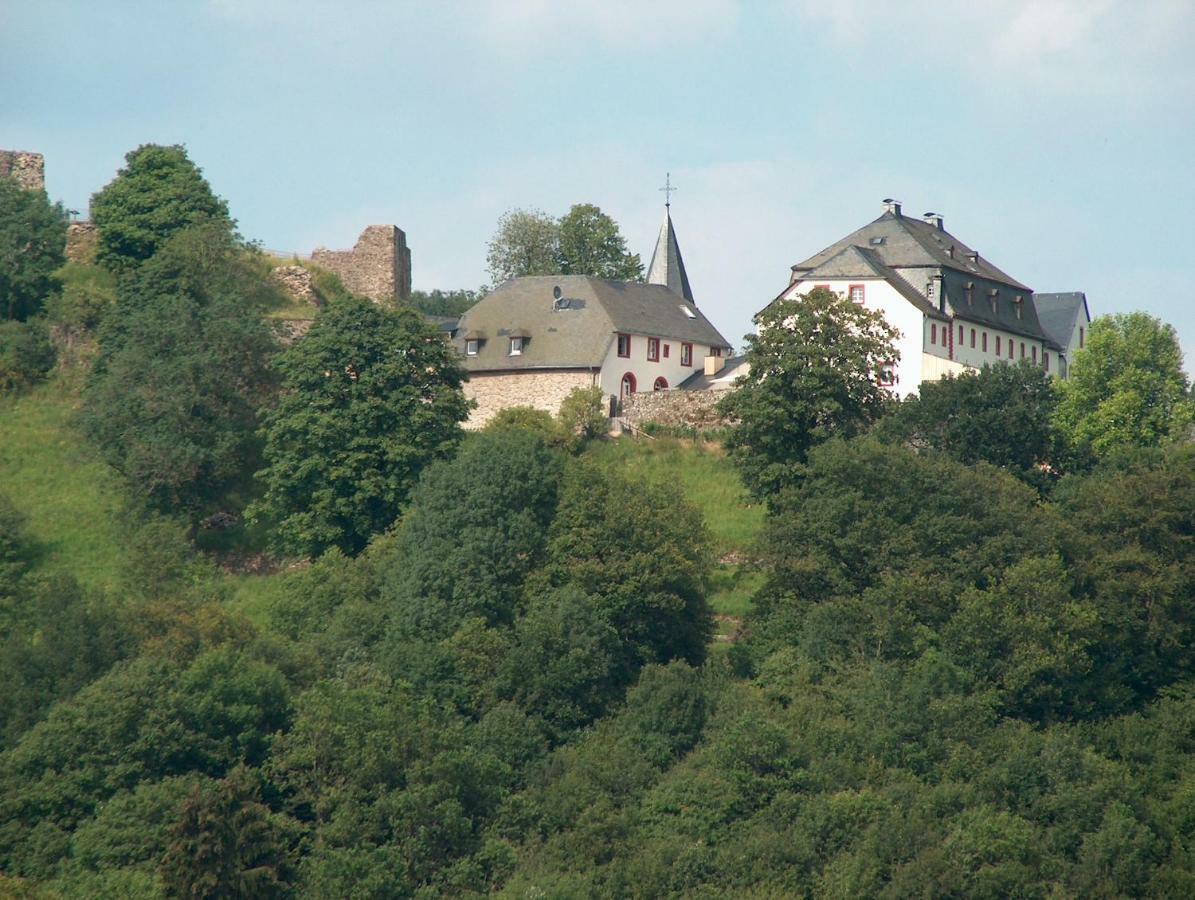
[3,0,1193,357]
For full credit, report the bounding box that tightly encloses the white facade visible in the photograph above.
[598,332,722,400]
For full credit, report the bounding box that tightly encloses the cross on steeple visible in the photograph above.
[659,172,677,208]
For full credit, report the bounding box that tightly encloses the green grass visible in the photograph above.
[584,437,764,556]
[0,381,125,591]
[266,299,318,321]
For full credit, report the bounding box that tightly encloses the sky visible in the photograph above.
[3,0,1194,356]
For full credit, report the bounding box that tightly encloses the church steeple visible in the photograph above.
[647,173,695,303]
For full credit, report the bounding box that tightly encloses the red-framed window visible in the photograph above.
[617,333,631,358]
[1044,352,1050,372]
[942,326,948,347]
[663,343,670,358]
[982,332,988,352]
[620,372,636,399]
[680,342,693,366]
[814,283,830,292]
[653,376,668,391]
[877,361,897,387]
[1079,326,1085,348]
[996,335,1001,356]
[1032,345,1038,363]
[848,284,865,304]
[1008,339,1014,359]
[1020,342,1026,359]
[970,328,976,349]
[958,324,964,344]
[647,337,660,361]
[931,323,937,345]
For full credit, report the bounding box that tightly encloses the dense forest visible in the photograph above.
[3,145,1195,898]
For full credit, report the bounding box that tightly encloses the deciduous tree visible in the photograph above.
[0,177,67,320]
[558,203,643,280]
[485,209,560,284]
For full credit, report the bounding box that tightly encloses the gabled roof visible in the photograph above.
[646,209,695,303]
[796,244,950,320]
[1034,292,1090,351]
[792,210,1032,292]
[454,275,730,372]
[678,355,749,391]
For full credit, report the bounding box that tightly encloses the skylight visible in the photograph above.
[679,304,696,319]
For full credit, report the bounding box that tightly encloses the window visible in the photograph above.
[680,342,693,366]
[964,283,974,306]
[712,347,723,357]
[509,336,524,356]
[970,328,976,349]
[1044,352,1050,372]
[1008,339,1014,359]
[877,361,897,387]
[1020,342,1026,359]
[931,323,937,345]
[982,332,988,352]
[679,304,697,319]
[465,339,479,357]
[1032,345,1037,363]
[1079,326,1085,348]
[849,284,865,304]
[617,333,631,358]
[653,376,668,391]
[942,326,948,347]
[1014,296,1023,320]
[647,337,660,362]
[663,343,670,359]
[996,335,1001,356]
[958,325,964,343]
[620,372,636,399]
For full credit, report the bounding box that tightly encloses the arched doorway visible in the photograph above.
[620,372,636,401]
[653,376,668,391]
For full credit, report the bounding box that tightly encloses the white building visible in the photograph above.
[769,200,1089,398]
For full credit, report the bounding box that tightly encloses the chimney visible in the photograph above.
[882,197,902,217]
[704,355,725,376]
[923,212,944,230]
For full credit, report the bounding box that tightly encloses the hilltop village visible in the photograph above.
[7,144,1195,898]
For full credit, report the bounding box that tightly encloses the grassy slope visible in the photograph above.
[0,381,125,591]
[583,436,765,636]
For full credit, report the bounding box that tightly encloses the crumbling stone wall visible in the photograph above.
[464,370,597,429]
[622,390,732,429]
[0,150,45,191]
[271,265,319,306]
[65,221,99,263]
[311,225,411,304]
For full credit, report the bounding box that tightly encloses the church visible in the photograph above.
[769,200,1090,398]
[453,207,732,427]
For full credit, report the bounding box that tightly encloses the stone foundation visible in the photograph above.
[0,150,45,191]
[622,389,732,429]
[312,225,411,304]
[464,369,598,428]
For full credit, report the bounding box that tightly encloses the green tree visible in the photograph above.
[558,203,643,280]
[159,765,294,899]
[719,288,900,498]
[90,144,232,274]
[532,460,713,669]
[1054,312,1194,464]
[0,177,67,321]
[557,385,609,448]
[877,361,1061,487]
[485,208,560,284]
[250,296,470,556]
[80,226,280,518]
[0,320,55,394]
[409,288,482,318]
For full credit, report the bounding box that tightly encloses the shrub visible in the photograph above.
[0,319,55,392]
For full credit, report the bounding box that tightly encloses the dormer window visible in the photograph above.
[964,282,974,305]
[509,336,524,356]
[1013,295,1023,320]
[465,339,479,357]
[679,304,696,319]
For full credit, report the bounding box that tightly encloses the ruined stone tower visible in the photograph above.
[311,225,412,304]
[0,150,46,192]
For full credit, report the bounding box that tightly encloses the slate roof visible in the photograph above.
[646,209,695,303]
[794,245,950,321]
[454,275,730,372]
[1034,292,1090,351]
[793,210,1032,292]
[678,355,750,391]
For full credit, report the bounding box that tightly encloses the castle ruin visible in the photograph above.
[0,150,46,192]
[311,225,412,304]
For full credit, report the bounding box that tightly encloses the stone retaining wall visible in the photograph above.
[622,389,733,429]
[464,369,597,429]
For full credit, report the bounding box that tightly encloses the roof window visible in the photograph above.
[679,304,696,319]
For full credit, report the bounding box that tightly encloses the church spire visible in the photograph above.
[646,176,695,303]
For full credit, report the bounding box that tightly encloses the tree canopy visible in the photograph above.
[250,296,470,557]
[1055,312,1194,464]
[90,145,232,274]
[485,203,642,284]
[719,287,900,498]
[80,226,280,518]
[0,176,67,320]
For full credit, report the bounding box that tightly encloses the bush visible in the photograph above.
[558,385,608,448]
[0,319,55,392]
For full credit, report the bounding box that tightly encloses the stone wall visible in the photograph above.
[311,225,411,304]
[271,265,319,306]
[65,221,99,263]
[0,150,45,191]
[622,389,733,429]
[464,369,598,429]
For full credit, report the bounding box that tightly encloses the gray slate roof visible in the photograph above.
[793,210,1032,292]
[1034,292,1090,351]
[797,245,950,321]
[678,355,749,390]
[454,275,730,372]
[646,210,695,303]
